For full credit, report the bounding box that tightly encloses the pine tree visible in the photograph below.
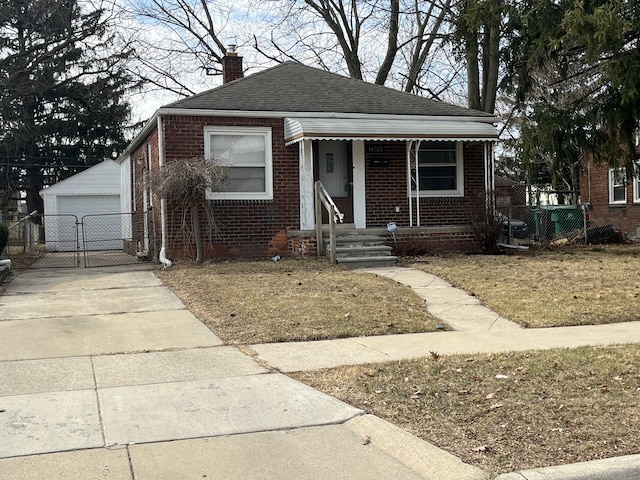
[0,0,137,216]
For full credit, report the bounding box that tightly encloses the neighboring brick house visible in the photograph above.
[495,176,527,211]
[116,53,498,261]
[580,145,640,240]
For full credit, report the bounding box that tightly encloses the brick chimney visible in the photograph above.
[222,45,243,84]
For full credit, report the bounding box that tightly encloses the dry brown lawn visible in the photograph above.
[408,244,640,328]
[294,344,640,476]
[157,257,442,344]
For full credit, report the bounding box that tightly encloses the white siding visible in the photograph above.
[39,160,123,251]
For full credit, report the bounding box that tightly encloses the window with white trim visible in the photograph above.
[409,141,464,197]
[633,170,640,203]
[609,168,626,204]
[204,126,273,200]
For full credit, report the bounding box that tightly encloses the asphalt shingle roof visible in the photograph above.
[165,61,493,118]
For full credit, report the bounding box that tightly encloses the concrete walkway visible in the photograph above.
[249,266,640,372]
[1,264,639,479]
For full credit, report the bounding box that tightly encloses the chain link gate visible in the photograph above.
[7,212,155,268]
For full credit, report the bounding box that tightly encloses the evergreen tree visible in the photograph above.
[0,0,137,216]
[505,0,640,190]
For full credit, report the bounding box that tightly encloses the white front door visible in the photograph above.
[318,140,349,198]
[318,140,353,223]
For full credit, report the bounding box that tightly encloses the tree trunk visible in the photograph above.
[480,10,500,114]
[375,0,399,85]
[466,31,481,110]
[192,202,204,263]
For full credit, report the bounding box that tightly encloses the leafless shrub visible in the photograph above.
[470,191,503,254]
[150,156,228,262]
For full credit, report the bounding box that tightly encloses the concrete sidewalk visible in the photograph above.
[0,265,485,480]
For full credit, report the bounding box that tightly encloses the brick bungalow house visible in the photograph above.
[116,52,499,263]
[580,140,640,240]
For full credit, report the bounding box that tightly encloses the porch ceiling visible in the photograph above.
[284,117,498,146]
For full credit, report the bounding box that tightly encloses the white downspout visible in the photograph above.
[157,115,172,268]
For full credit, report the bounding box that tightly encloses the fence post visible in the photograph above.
[582,205,588,243]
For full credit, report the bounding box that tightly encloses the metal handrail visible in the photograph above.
[314,181,344,264]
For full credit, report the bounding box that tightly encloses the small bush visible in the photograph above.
[392,240,431,257]
[471,215,503,254]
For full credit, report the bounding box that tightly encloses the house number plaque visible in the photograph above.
[366,143,389,167]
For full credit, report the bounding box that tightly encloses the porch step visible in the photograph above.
[337,255,399,269]
[335,244,393,256]
[324,234,398,268]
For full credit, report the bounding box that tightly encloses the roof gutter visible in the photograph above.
[154,107,498,124]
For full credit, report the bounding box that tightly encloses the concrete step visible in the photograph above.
[337,255,399,269]
[325,234,387,246]
[322,233,398,267]
[335,245,393,258]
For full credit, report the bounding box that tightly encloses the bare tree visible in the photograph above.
[125,0,234,98]
[399,0,452,93]
[125,0,458,107]
[253,0,455,93]
[451,0,503,113]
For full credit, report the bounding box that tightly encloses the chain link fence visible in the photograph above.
[6,211,155,268]
[500,203,627,245]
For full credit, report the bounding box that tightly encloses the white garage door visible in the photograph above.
[58,195,120,218]
[57,195,122,251]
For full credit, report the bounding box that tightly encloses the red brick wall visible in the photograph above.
[138,116,494,260]
[580,156,640,238]
[365,141,488,227]
[159,115,300,259]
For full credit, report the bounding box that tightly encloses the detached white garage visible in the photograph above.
[39,160,122,251]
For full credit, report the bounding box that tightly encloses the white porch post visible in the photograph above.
[299,139,315,230]
[352,140,366,228]
[484,141,495,212]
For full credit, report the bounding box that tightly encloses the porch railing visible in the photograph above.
[314,181,344,264]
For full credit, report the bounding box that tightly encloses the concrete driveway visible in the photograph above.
[0,265,482,480]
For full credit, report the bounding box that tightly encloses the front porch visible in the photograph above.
[287,223,478,266]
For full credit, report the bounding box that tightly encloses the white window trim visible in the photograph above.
[204,126,273,200]
[633,171,640,203]
[609,168,626,205]
[408,141,464,197]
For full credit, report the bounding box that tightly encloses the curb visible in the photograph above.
[493,453,640,480]
[345,414,489,480]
